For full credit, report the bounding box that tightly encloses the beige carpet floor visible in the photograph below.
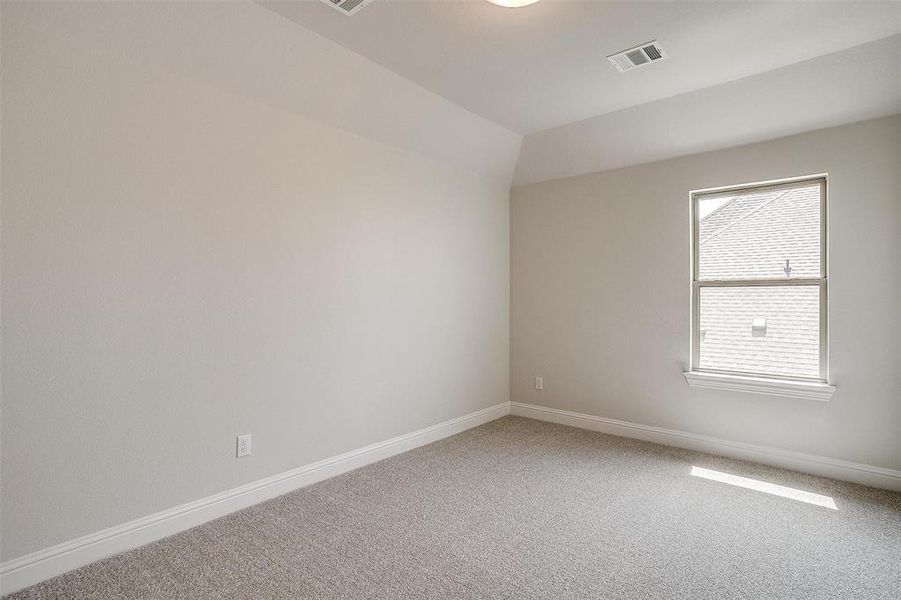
[7,416,901,599]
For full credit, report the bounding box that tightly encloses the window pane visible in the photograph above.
[698,285,820,378]
[697,181,821,280]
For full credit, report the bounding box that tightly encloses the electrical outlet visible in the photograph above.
[236,434,252,458]
[535,376,544,391]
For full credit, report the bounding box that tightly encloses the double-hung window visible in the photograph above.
[686,176,835,399]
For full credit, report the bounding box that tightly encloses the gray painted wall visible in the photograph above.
[512,116,900,470]
[1,2,518,560]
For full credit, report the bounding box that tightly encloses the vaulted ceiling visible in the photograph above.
[262,1,900,135]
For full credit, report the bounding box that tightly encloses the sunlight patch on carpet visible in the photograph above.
[690,466,838,510]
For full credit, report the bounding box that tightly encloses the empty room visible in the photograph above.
[1,0,899,598]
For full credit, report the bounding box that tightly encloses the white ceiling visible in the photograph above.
[514,35,901,185]
[262,0,901,135]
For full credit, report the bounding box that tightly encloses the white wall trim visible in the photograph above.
[0,401,511,595]
[683,371,836,401]
[6,399,898,594]
[510,402,901,492]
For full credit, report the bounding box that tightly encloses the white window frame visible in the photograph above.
[685,174,835,400]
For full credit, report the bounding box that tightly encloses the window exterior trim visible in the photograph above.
[683,371,836,401]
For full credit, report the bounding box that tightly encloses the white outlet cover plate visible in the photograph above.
[237,434,252,458]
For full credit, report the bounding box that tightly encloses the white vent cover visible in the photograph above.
[320,0,375,16]
[751,318,768,337]
[607,40,668,72]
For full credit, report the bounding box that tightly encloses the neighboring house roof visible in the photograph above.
[699,185,821,280]
[697,183,821,378]
[698,191,773,245]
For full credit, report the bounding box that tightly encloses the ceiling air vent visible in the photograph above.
[607,40,668,72]
[320,0,375,16]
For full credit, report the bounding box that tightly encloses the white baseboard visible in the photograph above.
[0,401,511,595]
[510,402,901,492]
[6,400,897,594]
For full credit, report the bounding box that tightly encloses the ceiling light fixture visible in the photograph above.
[486,0,542,7]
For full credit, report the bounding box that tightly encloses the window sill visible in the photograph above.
[683,371,836,401]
